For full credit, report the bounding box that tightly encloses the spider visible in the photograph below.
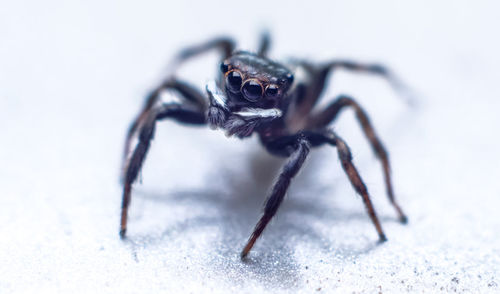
[120,33,409,259]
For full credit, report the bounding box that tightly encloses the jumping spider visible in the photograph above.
[120,33,408,259]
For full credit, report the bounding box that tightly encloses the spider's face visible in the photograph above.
[220,51,294,108]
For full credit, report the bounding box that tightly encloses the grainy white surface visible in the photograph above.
[1,1,499,293]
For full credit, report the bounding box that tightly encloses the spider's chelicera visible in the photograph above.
[120,34,409,259]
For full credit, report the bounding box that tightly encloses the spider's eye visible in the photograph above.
[242,80,263,102]
[286,73,294,85]
[226,71,242,92]
[220,61,230,73]
[265,84,279,98]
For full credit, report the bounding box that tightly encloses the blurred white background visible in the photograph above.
[1,0,499,293]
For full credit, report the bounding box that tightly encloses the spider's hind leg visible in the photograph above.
[257,31,271,58]
[292,59,412,121]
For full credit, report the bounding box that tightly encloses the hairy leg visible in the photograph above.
[257,31,271,58]
[307,96,408,223]
[292,59,412,120]
[120,103,206,238]
[324,130,387,241]
[123,37,235,170]
[122,79,208,171]
[244,130,387,257]
[171,37,234,69]
[241,136,310,258]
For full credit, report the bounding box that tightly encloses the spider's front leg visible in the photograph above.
[242,130,388,258]
[323,130,387,242]
[120,103,206,238]
[122,79,208,173]
[123,37,235,171]
[241,136,311,258]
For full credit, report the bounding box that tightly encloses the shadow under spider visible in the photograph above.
[126,144,392,289]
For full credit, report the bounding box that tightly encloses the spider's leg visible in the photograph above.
[243,130,388,258]
[123,36,235,162]
[307,95,407,223]
[172,37,235,69]
[293,59,412,119]
[241,136,310,259]
[323,130,387,242]
[122,79,208,175]
[120,103,206,238]
[257,31,271,58]
[322,60,411,102]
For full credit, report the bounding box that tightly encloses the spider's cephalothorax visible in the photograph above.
[204,50,296,139]
[220,51,294,108]
[120,34,410,259]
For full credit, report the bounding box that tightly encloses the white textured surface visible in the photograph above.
[1,1,499,293]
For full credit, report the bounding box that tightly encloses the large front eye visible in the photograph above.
[226,71,242,93]
[242,80,263,102]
